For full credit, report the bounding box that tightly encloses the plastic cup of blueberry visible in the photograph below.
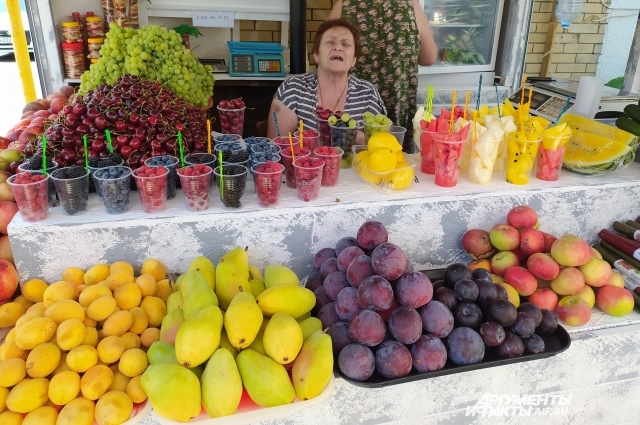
[93,166,133,214]
[144,155,179,200]
[329,118,358,168]
[213,164,248,208]
[18,156,59,206]
[215,142,251,177]
[213,133,242,146]
[50,166,90,215]
[244,136,272,150]
[88,153,125,198]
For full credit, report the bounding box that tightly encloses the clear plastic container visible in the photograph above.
[388,126,407,147]
[252,162,284,207]
[177,166,213,211]
[86,15,105,38]
[18,160,59,206]
[433,135,465,188]
[294,130,320,152]
[293,158,324,202]
[317,118,331,146]
[213,134,242,146]
[329,126,357,168]
[213,165,248,208]
[352,145,419,193]
[93,166,132,214]
[62,21,83,43]
[133,166,169,213]
[273,136,299,153]
[314,147,343,187]
[536,133,571,182]
[50,167,90,215]
[144,156,179,200]
[364,122,392,142]
[506,131,542,185]
[61,42,86,79]
[419,129,437,174]
[217,106,245,136]
[281,148,310,189]
[185,153,217,184]
[7,174,49,222]
[87,37,104,60]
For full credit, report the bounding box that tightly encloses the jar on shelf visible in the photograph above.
[86,16,105,38]
[87,37,104,60]
[62,21,83,43]
[61,42,86,79]
[71,12,84,32]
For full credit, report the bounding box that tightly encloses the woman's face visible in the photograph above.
[314,26,357,74]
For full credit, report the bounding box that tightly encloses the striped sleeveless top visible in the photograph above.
[274,71,387,132]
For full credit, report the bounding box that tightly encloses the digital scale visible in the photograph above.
[227,41,285,78]
[509,80,640,122]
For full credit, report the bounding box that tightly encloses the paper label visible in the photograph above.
[192,11,235,28]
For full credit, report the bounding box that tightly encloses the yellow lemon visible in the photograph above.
[367,148,398,172]
[62,267,85,286]
[384,167,414,190]
[140,259,166,282]
[368,132,402,153]
[110,261,134,277]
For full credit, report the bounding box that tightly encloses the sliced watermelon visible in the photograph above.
[559,114,640,150]
[563,129,634,175]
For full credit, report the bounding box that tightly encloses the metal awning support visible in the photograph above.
[622,19,640,95]
[7,0,36,102]
[290,0,306,74]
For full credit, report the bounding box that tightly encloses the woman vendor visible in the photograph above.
[267,18,386,144]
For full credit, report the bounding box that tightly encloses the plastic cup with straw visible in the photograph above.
[83,135,89,170]
[476,74,483,112]
[178,131,186,168]
[105,130,114,153]
[218,151,223,198]
[299,120,304,149]
[495,83,502,118]
[207,119,212,154]
[464,92,470,121]
[449,90,457,134]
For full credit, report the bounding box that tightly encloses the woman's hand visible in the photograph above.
[268,99,300,139]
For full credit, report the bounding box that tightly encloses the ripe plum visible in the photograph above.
[495,331,525,358]
[348,310,386,346]
[357,275,394,310]
[476,280,498,306]
[375,341,412,379]
[375,298,398,323]
[320,257,339,280]
[313,286,332,315]
[317,302,340,329]
[328,322,351,356]
[454,302,482,329]
[535,309,558,336]
[523,334,545,354]
[313,247,336,271]
[479,322,506,346]
[446,327,485,365]
[494,284,509,300]
[472,268,492,282]
[444,263,473,289]
[433,287,458,311]
[396,272,433,308]
[488,299,518,327]
[305,273,323,292]
[335,236,359,257]
[338,343,375,382]
[337,246,366,272]
[411,335,447,372]
[323,271,349,301]
[371,243,408,281]
[517,302,543,327]
[336,287,362,321]
[356,221,389,251]
[388,306,422,344]
[432,280,446,292]
[420,300,454,338]
[346,255,374,288]
[510,312,536,338]
[454,279,479,302]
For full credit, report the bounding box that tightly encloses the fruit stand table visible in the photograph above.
[7,162,640,424]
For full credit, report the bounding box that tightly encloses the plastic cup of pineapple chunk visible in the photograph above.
[468,127,505,185]
[506,130,541,185]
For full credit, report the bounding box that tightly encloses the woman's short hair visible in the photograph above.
[312,18,361,58]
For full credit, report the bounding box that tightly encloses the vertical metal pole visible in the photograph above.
[6,0,37,102]
[290,0,306,74]
[622,19,640,95]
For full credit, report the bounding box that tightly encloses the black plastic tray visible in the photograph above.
[335,269,572,388]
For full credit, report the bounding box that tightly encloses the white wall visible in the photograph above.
[597,0,640,82]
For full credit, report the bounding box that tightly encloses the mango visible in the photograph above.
[118,348,148,377]
[14,309,45,332]
[0,357,27,387]
[102,310,133,337]
[26,342,60,378]
[298,317,323,342]
[15,317,57,350]
[0,411,23,425]
[0,386,8,411]
[84,264,111,286]
[23,405,58,425]
[292,331,333,400]
[256,285,315,318]
[175,305,223,368]
[79,285,112,308]
[81,365,114,400]
[219,247,249,279]
[135,274,157,298]
[114,282,142,311]
[26,302,46,314]
[128,307,148,335]
[219,329,239,357]
[264,312,303,364]
[87,296,117,322]
[166,291,183,312]
[201,348,242,418]
[224,291,262,349]
[51,353,70,376]
[126,375,147,403]
[140,328,160,348]
[1,340,26,361]
[248,264,264,282]
[141,364,201,422]
[236,349,295,407]
[110,261,134,276]
[56,318,86,351]
[120,332,141,350]
[215,260,251,310]
[43,281,76,307]
[182,271,219,319]
[160,308,184,344]
[249,279,266,298]
[48,370,80,405]
[155,278,177,303]
[108,372,131,392]
[44,299,85,324]
[56,397,95,425]
[66,345,98,373]
[141,259,167,282]
[82,327,99,347]
[6,377,49,413]
[97,336,126,364]
[264,264,299,288]
[187,256,216,290]
[13,295,34,312]
[0,302,25,327]
[146,341,203,377]
[247,329,266,355]
[139,296,166,327]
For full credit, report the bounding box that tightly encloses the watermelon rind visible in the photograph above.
[563,149,635,175]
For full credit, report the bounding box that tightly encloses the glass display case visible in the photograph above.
[419,0,505,76]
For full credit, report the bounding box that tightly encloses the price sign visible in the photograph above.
[192,10,235,28]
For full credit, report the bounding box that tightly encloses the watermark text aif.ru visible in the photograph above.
[466,393,572,417]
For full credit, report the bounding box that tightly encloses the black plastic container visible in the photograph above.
[334,268,572,388]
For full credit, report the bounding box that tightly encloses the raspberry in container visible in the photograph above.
[86,15,105,38]
[87,37,104,60]
[62,21,83,43]
[314,146,342,187]
[61,42,86,79]
[293,157,325,202]
[281,145,311,189]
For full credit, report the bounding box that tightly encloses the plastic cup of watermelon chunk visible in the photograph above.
[506,131,541,185]
[419,128,438,174]
[433,134,465,187]
[536,145,566,181]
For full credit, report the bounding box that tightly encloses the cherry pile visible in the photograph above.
[316,106,343,146]
[30,74,208,171]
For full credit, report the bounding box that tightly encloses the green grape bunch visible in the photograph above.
[80,23,215,107]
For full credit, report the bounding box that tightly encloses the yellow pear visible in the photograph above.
[224,291,263,349]
[249,279,266,298]
[248,265,263,282]
[219,247,249,279]
[175,306,223,368]
[201,348,243,418]
[215,260,251,310]
[187,256,216,291]
[182,271,219,319]
[235,349,295,407]
[141,364,201,423]
[264,264,299,289]
[256,285,315,318]
[298,317,323,342]
[292,331,333,400]
[263,312,303,364]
